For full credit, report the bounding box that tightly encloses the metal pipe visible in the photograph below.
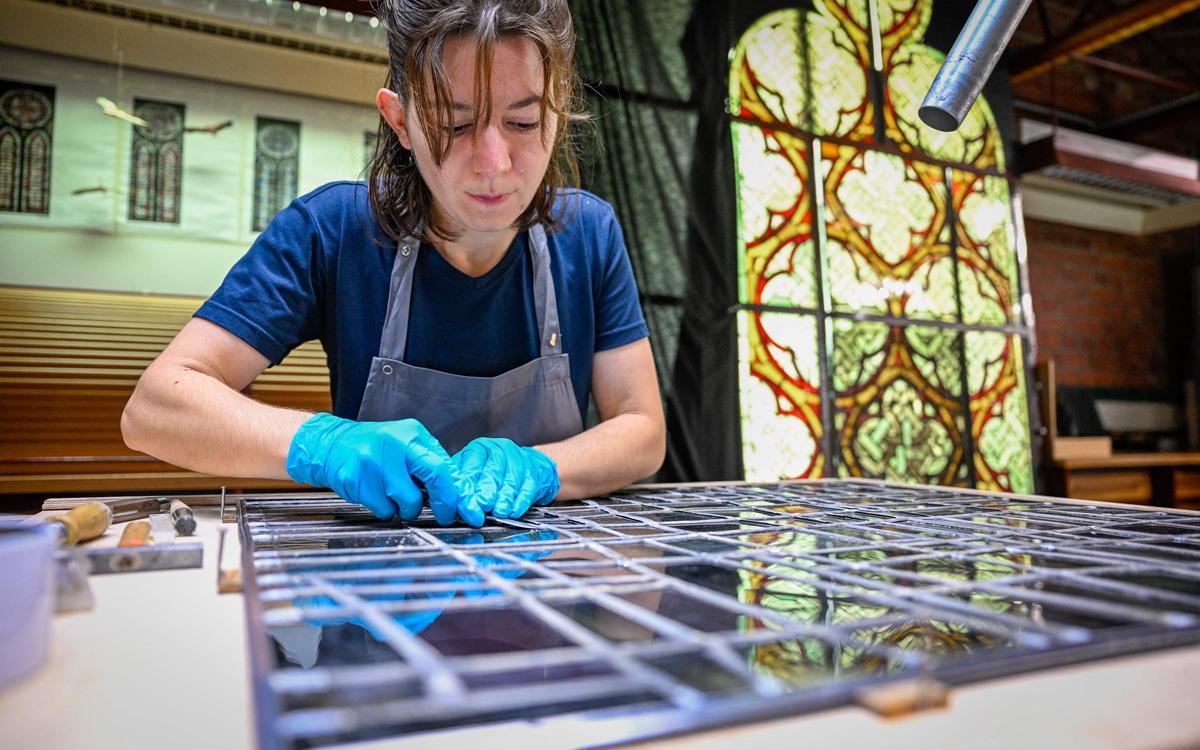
[919,0,1033,132]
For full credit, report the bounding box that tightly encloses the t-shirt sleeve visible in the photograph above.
[194,199,324,365]
[594,206,649,352]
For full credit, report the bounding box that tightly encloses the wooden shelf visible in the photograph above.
[1054,452,1200,469]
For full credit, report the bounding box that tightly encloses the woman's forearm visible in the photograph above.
[536,411,665,500]
[121,360,312,480]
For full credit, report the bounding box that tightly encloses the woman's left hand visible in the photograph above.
[451,438,560,521]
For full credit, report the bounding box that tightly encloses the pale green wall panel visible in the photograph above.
[0,46,378,296]
[0,225,248,296]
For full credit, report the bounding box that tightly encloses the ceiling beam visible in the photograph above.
[1100,91,1200,139]
[1010,0,1200,84]
[1074,54,1200,93]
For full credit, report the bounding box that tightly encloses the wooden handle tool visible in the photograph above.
[48,502,112,546]
[118,520,152,548]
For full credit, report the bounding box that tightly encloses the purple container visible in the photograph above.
[0,524,56,691]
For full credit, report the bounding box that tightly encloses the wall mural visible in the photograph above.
[730,0,1033,493]
[0,79,55,215]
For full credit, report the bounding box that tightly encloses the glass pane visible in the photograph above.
[822,144,956,322]
[731,122,815,307]
[954,170,1022,325]
[738,310,824,480]
[832,319,967,485]
[967,331,1034,493]
[729,6,873,139]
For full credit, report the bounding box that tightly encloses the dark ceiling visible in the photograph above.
[1008,0,1200,157]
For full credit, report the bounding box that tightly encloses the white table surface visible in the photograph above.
[2,508,1199,750]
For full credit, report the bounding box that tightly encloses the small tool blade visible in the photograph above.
[86,542,203,575]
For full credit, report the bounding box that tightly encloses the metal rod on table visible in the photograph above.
[919,0,1032,132]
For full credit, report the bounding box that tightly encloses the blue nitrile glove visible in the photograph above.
[286,413,483,527]
[451,437,560,520]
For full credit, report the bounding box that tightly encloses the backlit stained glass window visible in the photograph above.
[0,79,54,215]
[129,98,185,223]
[731,0,1033,493]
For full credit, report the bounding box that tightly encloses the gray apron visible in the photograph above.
[356,224,584,455]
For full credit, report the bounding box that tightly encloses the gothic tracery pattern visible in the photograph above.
[731,0,1033,493]
[0,80,55,214]
[129,99,185,223]
[253,117,301,232]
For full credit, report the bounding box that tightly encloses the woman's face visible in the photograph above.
[388,35,558,239]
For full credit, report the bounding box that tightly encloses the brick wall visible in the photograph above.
[1025,219,1194,390]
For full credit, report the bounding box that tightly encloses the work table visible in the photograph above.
[3,495,1200,749]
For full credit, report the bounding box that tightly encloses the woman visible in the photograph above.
[121,0,664,526]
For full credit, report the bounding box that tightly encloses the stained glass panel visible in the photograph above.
[128,99,185,223]
[832,319,966,485]
[253,117,301,232]
[731,0,1033,492]
[967,331,1034,493]
[0,79,54,215]
[236,484,1200,747]
[737,311,823,480]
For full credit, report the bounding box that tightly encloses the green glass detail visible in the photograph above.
[734,523,1036,677]
[967,331,1034,493]
[832,320,966,485]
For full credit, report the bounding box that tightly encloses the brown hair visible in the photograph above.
[367,0,588,242]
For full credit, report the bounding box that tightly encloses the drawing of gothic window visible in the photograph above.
[128,99,185,223]
[253,117,301,231]
[731,1,1033,493]
[0,79,55,215]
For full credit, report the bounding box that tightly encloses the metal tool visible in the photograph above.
[919,0,1032,131]
[110,496,168,524]
[86,542,203,575]
[170,500,197,536]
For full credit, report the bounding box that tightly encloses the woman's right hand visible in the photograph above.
[285,413,483,526]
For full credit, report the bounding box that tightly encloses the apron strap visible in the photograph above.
[376,234,421,362]
[528,224,564,358]
[375,226,563,362]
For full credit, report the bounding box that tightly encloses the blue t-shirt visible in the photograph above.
[196,182,648,422]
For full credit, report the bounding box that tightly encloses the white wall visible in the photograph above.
[0,46,379,296]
